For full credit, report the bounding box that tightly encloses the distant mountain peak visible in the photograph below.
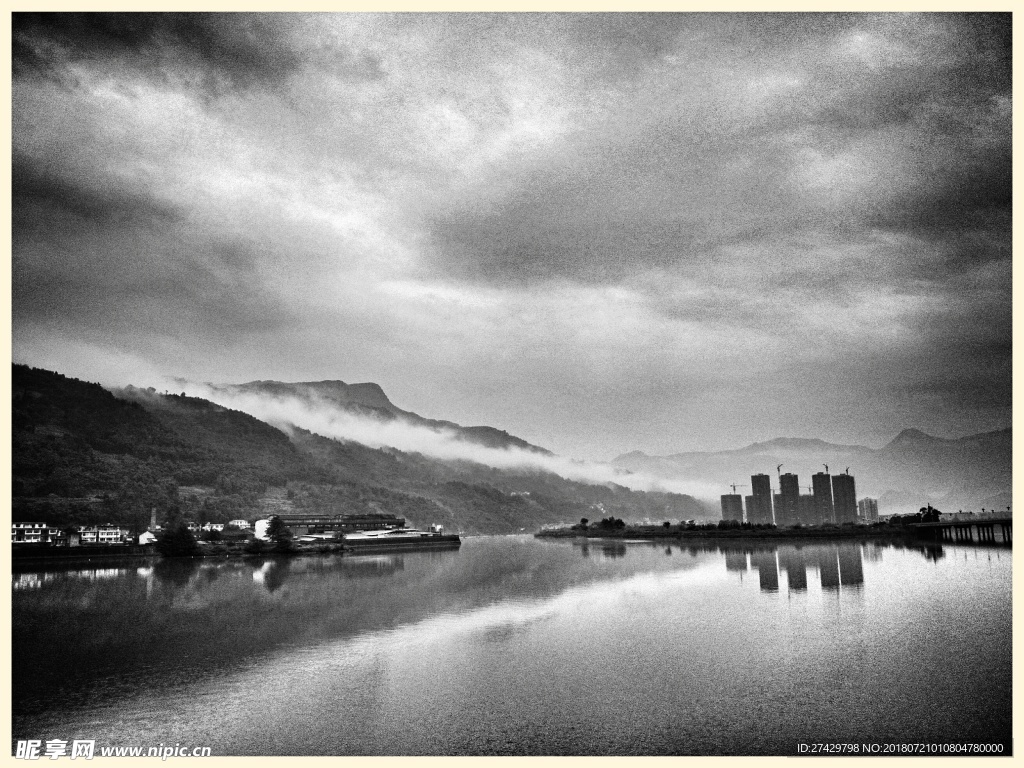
[893,428,932,440]
[227,377,550,455]
[885,428,945,448]
[744,437,845,452]
[235,379,398,412]
[613,450,651,461]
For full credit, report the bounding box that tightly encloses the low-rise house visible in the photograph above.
[79,526,129,544]
[201,523,225,532]
[138,531,158,545]
[228,519,251,530]
[11,522,62,544]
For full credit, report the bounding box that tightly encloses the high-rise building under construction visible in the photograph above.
[858,497,879,523]
[777,472,800,527]
[749,474,774,524]
[832,472,857,524]
[720,494,743,522]
[812,472,835,525]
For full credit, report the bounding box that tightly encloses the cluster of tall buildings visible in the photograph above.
[721,468,874,527]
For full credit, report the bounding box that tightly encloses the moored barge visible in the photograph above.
[340,527,461,551]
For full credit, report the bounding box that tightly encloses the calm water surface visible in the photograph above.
[12,536,1012,755]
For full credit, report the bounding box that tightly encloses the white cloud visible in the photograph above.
[177,381,722,499]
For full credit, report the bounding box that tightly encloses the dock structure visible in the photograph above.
[910,518,1011,545]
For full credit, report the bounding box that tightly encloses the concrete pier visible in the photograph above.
[910,518,1011,546]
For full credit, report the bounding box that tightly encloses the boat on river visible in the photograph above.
[341,527,461,551]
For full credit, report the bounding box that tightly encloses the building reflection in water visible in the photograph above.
[750,549,779,592]
[724,551,748,573]
[778,548,808,592]
[718,540,947,593]
[837,546,864,588]
[817,546,841,590]
[813,545,862,592]
[862,543,884,563]
[250,554,407,593]
[252,559,292,593]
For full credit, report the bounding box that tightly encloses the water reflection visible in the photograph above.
[837,546,864,588]
[650,539,951,593]
[717,543,888,593]
[751,550,779,592]
[11,535,1013,756]
[724,551,747,572]
[600,542,627,559]
[779,549,807,592]
[12,567,131,591]
[154,558,201,587]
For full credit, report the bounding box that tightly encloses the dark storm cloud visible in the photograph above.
[425,126,799,286]
[875,337,1011,414]
[12,12,338,94]
[863,156,1010,246]
[14,230,298,343]
[10,12,1012,457]
[423,13,1011,297]
[13,145,297,345]
[12,152,181,230]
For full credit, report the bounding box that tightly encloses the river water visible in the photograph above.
[11,536,1012,755]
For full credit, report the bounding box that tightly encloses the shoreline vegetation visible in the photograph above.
[14,517,1009,566]
[536,519,936,543]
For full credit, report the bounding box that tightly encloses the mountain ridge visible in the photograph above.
[616,427,1010,463]
[213,378,552,455]
[12,364,706,535]
[613,426,1011,517]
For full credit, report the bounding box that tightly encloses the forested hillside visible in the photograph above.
[11,365,708,534]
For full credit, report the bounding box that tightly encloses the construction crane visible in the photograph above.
[823,464,829,474]
[729,483,747,494]
[777,464,783,479]
[845,467,850,475]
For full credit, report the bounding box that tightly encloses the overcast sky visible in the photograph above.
[11,12,1011,459]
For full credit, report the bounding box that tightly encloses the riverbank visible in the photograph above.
[535,525,918,543]
[12,535,461,566]
[12,543,156,562]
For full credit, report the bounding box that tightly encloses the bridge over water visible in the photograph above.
[910,518,1012,545]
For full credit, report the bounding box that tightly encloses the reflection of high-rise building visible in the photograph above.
[777,473,800,527]
[812,472,835,525]
[817,545,840,590]
[837,544,864,586]
[749,474,774,525]
[861,542,883,562]
[832,473,857,524]
[779,547,808,592]
[751,549,779,591]
[725,550,748,572]
[720,494,744,522]
[858,497,879,523]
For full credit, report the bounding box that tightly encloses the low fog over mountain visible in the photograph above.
[13,365,710,536]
